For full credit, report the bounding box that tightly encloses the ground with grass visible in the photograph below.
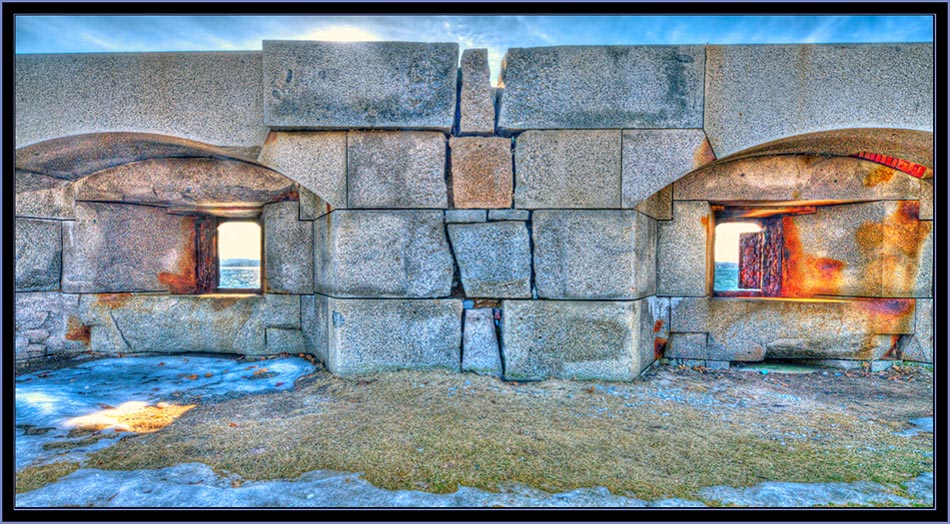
[22,358,930,506]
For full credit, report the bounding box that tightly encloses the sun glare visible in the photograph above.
[217,222,261,262]
[714,222,763,264]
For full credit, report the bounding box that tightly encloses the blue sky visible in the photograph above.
[16,15,933,85]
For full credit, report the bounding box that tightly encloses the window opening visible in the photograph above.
[714,222,764,293]
[217,221,262,291]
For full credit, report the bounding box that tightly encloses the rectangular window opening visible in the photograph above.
[216,220,262,292]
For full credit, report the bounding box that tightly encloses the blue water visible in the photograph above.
[714,263,739,291]
[220,267,260,289]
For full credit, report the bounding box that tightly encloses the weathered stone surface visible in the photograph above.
[15,292,85,361]
[447,222,532,298]
[444,209,487,224]
[325,298,462,375]
[263,41,458,131]
[62,203,197,294]
[656,202,712,297]
[458,49,495,135]
[74,158,296,211]
[915,223,933,298]
[347,132,448,209]
[16,52,265,148]
[16,218,63,292]
[78,294,299,355]
[534,210,656,300]
[264,201,314,294]
[514,130,621,209]
[257,131,347,208]
[678,297,916,362]
[314,210,453,298]
[788,201,930,298]
[497,46,705,131]
[15,171,75,219]
[488,209,530,221]
[462,308,502,376]
[919,180,933,220]
[450,137,512,209]
[300,294,328,364]
[298,187,331,221]
[902,299,933,363]
[705,44,934,158]
[501,300,652,381]
[634,185,673,221]
[266,327,307,354]
[667,333,707,360]
[640,296,670,374]
[621,130,715,209]
[674,155,921,202]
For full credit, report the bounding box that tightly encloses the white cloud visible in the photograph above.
[296,25,383,42]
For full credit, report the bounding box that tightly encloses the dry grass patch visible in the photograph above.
[87,366,933,501]
[16,462,81,494]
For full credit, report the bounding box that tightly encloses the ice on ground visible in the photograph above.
[896,416,934,437]
[698,477,926,507]
[16,355,315,471]
[15,462,708,508]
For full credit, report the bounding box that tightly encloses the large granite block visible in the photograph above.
[325,298,463,375]
[314,210,454,298]
[263,41,458,131]
[15,292,85,361]
[533,210,656,300]
[447,222,532,298]
[458,49,495,135]
[621,129,715,209]
[347,131,448,209]
[263,201,314,294]
[16,51,265,148]
[656,202,712,297]
[497,45,704,131]
[15,170,76,219]
[667,333,707,360]
[920,180,933,220]
[705,44,933,158]
[700,298,915,362]
[266,327,308,354]
[62,202,198,294]
[462,308,502,376]
[514,130,622,209]
[78,294,299,355]
[16,218,62,292]
[257,131,347,208]
[915,223,933,298]
[450,137,512,209]
[902,299,933,363]
[674,155,921,202]
[787,201,930,298]
[501,300,652,381]
[300,294,329,364]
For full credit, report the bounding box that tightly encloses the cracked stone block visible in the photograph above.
[257,131,347,208]
[497,45,704,131]
[16,218,62,292]
[501,299,655,381]
[458,48,495,135]
[448,221,532,298]
[264,201,314,294]
[15,292,85,361]
[533,210,655,300]
[462,308,502,376]
[450,137,512,209]
[62,202,197,294]
[325,298,462,376]
[314,210,454,298]
[347,131,448,209]
[514,130,621,209]
[657,202,712,297]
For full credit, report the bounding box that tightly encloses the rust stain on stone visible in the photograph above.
[700,216,709,228]
[157,217,198,294]
[882,335,902,360]
[856,201,926,294]
[64,316,91,345]
[95,293,133,309]
[210,296,244,311]
[692,137,717,168]
[263,132,279,146]
[858,299,915,334]
[654,337,668,359]
[780,217,845,297]
[473,299,501,309]
[273,188,299,202]
[653,320,664,333]
[863,166,896,187]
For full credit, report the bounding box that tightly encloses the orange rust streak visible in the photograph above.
[94,293,132,309]
[700,216,709,228]
[654,337,668,359]
[780,217,846,298]
[64,316,91,345]
[158,217,198,294]
[855,201,925,295]
[653,320,664,334]
[863,166,896,187]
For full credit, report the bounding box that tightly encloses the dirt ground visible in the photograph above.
[50,359,933,504]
